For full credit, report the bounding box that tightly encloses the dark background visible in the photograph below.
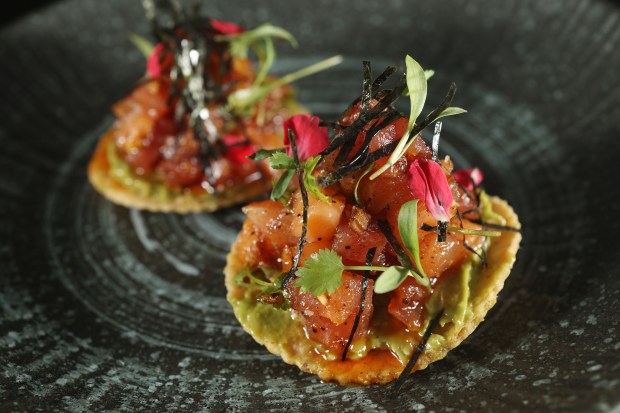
[1,0,54,26]
[4,0,620,26]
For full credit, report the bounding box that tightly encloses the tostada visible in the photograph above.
[225,56,521,385]
[87,1,341,212]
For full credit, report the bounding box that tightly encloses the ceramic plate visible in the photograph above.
[1,0,619,411]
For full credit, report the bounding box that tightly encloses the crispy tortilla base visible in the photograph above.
[225,195,521,385]
[87,130,272,213]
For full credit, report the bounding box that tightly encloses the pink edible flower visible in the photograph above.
[408,158,454,222]
[283,114,329,162]
[222,134,255,164]
[146,43,165,78]
[210,18,245,35]
[453,167,483,192]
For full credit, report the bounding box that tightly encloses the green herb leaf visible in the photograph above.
[404,55,428,126]
[270,169,295,201]
[248,148,285,160]
[374,266,410,294]
[295,249,345,296]
[397,200,426,277]
[221,23,298,58]
[303,156,329,203]
[435,106,467,120]
[128,32,154,58]
[227,55,343,115]
[269,152,295,169]
[370,55,427,180]
[409,269,431,290]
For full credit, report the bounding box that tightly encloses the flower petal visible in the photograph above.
[146,43,165,78]
[453,167,484,191]
[222,134,255,164]
[408,159,453,222]
[283,114,329,162]
[210,18,245,35]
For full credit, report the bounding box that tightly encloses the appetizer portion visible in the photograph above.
[225,57,521,385]
[87,1,341,212]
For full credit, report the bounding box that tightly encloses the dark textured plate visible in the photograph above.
[1,0,619,412]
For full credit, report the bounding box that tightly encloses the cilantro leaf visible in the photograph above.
[248,148,285,161]
[294,249,344,296]
[269,152,295,169]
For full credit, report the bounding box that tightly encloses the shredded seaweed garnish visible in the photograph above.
[141,0,239,187]
[371,66,397,93]
[140,0,340,190]
[391,309,445,394]
[341,247,376,361]
[377,220,414,270]
[320,77,407,158]
[317,81,460,189]
[280,129,309,290]
[437,221,448,242]
[360,61,373,114]
[343,110,403,171]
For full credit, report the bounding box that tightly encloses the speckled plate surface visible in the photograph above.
[1,0,619,412]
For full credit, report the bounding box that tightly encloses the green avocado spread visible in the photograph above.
[231,192,508,364]
[106,138,187,202]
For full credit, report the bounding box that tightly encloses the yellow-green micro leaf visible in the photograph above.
[370,54,427,180]
[404,54,428,134]
[295,249,345,296]
[303,156,329,203]
[128,32,155,58]
[374,266,410,294]
[270,169,295,201]
[397,199,426,277]
[227,55,343,115]
[253,37,275,87]
[435,106,467,120]
[409,269,431,291]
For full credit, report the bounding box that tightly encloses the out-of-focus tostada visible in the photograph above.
[225,55,521,386]
[87,0,341,213]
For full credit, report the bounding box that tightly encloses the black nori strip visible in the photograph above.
[341,247,376,361]
[366,83,458,162]
[437,221,447,242]
[464,240,488,268]
[378,220,414,270]
[371,66,396,93]
[280,129,309,290]
[419,223,436,232]
[391,309,444,394]
[360,61,373,114]
[343,110,403,169]
[142,0,251,178]
[317,83,458,188]
[319,77,407,158]
[468,218,521,233]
